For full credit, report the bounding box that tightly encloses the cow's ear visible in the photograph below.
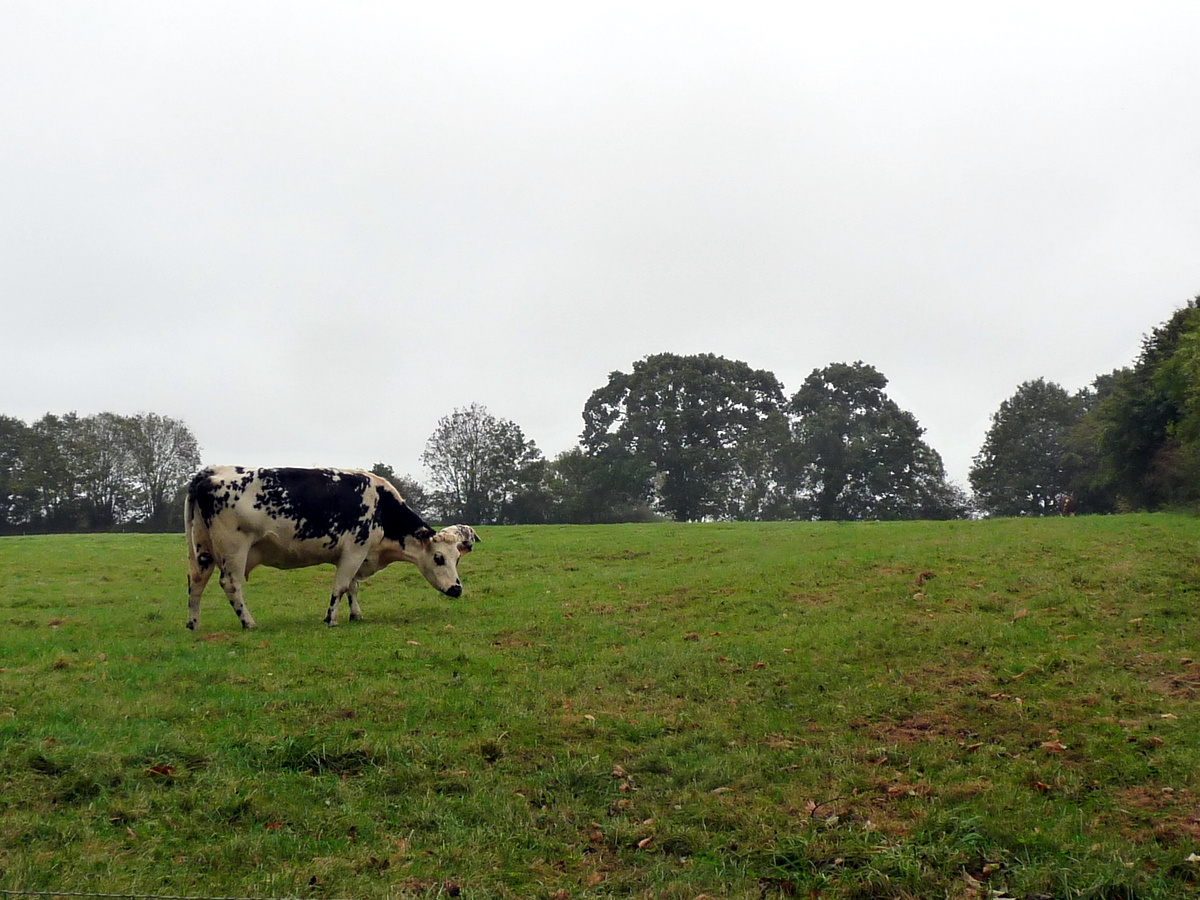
[453,525,480,545]
[457,542,472,554]
[414,526,435,544]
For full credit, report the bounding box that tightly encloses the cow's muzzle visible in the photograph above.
[444,583,463,599]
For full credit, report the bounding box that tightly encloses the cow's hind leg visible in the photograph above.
[186,550,216,630]
[217,547,257,629]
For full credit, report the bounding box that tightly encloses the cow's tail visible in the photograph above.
[184,470,216,629]
[184,473,215,574]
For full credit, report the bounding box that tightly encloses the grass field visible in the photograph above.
[2,516,1200,899]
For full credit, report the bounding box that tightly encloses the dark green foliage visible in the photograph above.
[421,403,543,525]
[0,411,201,533]
[1080,300,1200,510]
[970,378,1088,516]
[541,446,657,524]
[581,352,790,521]
[789,362,968,520]
[422,354,969,523]
[0,414,31,527]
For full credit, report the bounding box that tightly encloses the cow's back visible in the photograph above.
[188,466,380,548]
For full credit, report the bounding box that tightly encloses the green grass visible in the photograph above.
[2,516,1200,898]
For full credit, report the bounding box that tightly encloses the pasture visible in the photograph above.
[2,516,1200,899]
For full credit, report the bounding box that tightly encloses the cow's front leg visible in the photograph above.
[324,591,342,627]
[325,557,367,626]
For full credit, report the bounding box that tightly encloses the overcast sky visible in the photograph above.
[3,2,1198,488]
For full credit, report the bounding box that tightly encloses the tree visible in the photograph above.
[788,362,964,520]
[543,446,657,524]
[0,410,205,532]
[25,413,83,530]
[421,404,542,524]
[123,413,202,528]
[501,456,555,525]
[0,415,32,528]
[1078,300,1200,510]
[581,353,789,521]
[73,412,133,528]
[970,379,1086,516]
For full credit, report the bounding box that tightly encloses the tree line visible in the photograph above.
[970,297,1200,516]
[0,412,201,533]
[4,298,1196,532]
[404,357,970,524]
[398,298,1200,524]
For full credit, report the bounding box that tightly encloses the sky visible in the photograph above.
[3,2,1198,489]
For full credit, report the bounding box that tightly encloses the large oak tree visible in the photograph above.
[581,353,789,521]
[789,362,965,520]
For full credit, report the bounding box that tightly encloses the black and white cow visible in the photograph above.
[184,465,479,630]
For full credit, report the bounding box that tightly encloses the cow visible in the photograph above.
[184,465,480,630]
[1057,494,1077,517]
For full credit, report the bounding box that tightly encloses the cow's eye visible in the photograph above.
[434,553,446,566]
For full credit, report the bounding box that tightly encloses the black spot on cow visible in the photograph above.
[373,484,431,546]
[254,468,373,550]
[187,468,223,526]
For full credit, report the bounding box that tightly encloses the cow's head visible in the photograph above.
[412,524,481,598]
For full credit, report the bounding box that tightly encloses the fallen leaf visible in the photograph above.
[587,870,604,887]
[1041,740,1068,753]
[637,836,654,849]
